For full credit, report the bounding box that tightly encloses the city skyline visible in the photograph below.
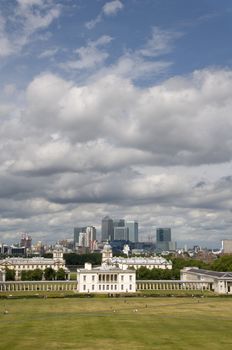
[0,1,232,247]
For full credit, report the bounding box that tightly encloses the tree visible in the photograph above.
[44,267,56,280]
[5,268,16,281]
[31,268,43,281]
[211,255,232,271]
[21,270,31,281]
[56,268,66,280]
[64,253,102,266]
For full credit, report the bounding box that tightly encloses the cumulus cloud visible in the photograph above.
[19,68,232,167]
[1,63,232,243]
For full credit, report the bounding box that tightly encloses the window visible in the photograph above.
[106,285,109,290]
[99,285,101,290]
[83,275,86,281]
[92,285,94,291]
[83,285,86,291]
[129,275,132,281]
[129,284,132,290]
[92,275,95,281]
[121,275,124,281]
[121,285,124,290]
[103,285,105,290]
[111,285,113,290]
[114,285,117,290]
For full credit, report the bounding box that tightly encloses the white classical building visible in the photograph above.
[181,267,232,294]
[0,246,69,281]
[77,242,136,293]
[110,256,172,270]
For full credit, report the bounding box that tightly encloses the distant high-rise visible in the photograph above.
[156,228,171,251]
[114,226,129,241]
[20,233,32,249]
[113,219,125,228]
[101,216,114,241]
[222,240,232,254]
[78,226,97,251]
[126,221,138,242]
[74,227,86,247]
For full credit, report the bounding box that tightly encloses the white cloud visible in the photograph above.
[85,15,102,30]
[1,64,232,244]
[102,1,124,16]
[0,0,60,58]
[61,35,113,71]
[38,48,59,59]
[140,27,182,57]
[21,68,232,168]
[86,0,124,29]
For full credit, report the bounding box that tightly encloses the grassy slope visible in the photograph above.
[0,297,232,350]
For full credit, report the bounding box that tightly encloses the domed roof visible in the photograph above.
[103,241,112,251]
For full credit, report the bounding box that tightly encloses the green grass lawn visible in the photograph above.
[0,297,232,350]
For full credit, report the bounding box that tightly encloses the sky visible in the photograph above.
[0,0,232,247]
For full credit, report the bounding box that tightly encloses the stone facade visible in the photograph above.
[77,242,136,293]
[77,262,136,293]
[181,267,232,294]
[0,247,69,280]
[110,256,172,270]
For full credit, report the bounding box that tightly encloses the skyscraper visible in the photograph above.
[113,219,125,228]
[156,228,171,251]
[126,221,138,242]
[74,227,86,247]
[101,216,114,241]
[114,226,129,240]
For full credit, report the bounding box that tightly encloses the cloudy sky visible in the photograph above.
[0,0,232,247]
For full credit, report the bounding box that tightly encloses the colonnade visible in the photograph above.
[136,280,212,291]
[0,280,213,293]
[0,281,77,292]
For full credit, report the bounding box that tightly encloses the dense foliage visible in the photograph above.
[5,268,16,281]
[21,268,43,281]
[20,268,67,281]
[211,255,232,271]
[64,253,102,266]
[136,257,212,280]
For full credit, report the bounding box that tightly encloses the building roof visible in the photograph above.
[0,257,64,265]
[77,263,135,273]
[111,256,172,265]
[185,268,232,279]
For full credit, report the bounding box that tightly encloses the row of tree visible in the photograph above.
[5,267,67,281]
[136,255,232,280]
[63,253,102,266]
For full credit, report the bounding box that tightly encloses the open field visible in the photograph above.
[0,297,232,350]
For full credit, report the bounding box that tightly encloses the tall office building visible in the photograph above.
[74,227,86,247]
[78,226,97,251]
[113,219,125,228]
[101,216,114,241]
[156,228,171,251]
[114,226,129,240]
[126,221,138,242]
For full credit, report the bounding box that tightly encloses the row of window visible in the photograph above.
[6,265,58,270]
[82,275,133,282]
[82,284,133,291]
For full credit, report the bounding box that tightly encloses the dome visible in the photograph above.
[103,242,112,251]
